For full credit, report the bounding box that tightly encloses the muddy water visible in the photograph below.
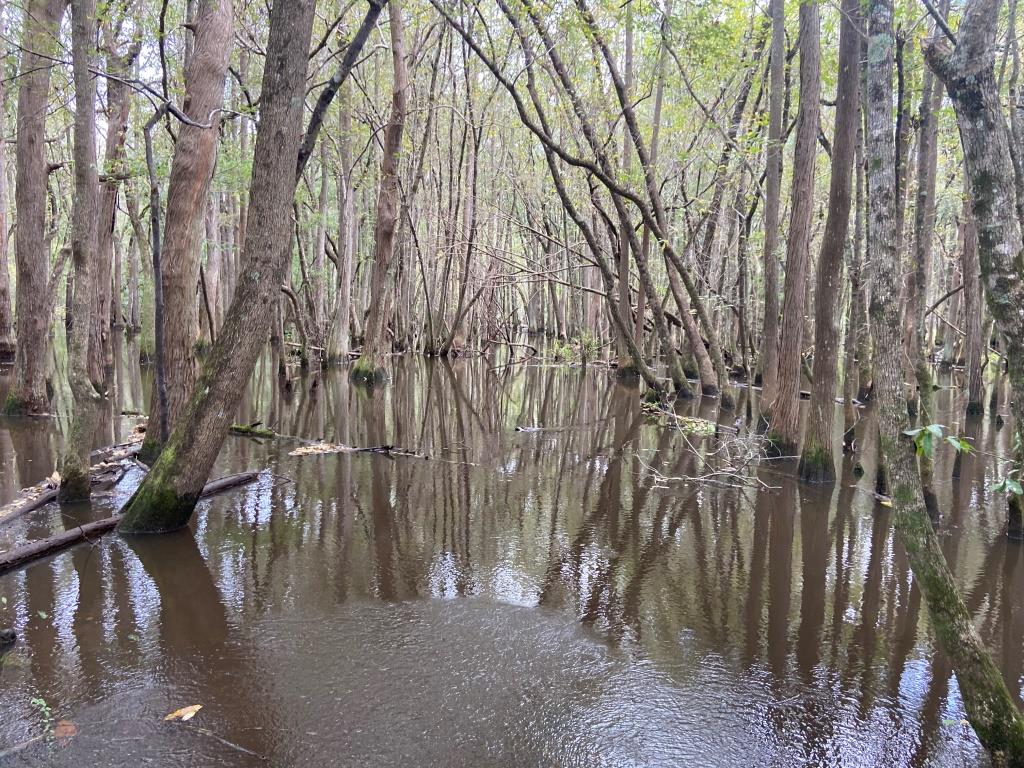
[0,346,1020,767]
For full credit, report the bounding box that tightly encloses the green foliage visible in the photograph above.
[993,467,1024,498]
[902,424,973,460]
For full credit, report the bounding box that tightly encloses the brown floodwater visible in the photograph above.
[0,339,1020,766]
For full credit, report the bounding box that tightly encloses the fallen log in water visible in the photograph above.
[0,471,260,574]
[0,434,147,526]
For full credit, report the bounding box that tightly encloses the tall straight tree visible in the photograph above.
[353,0,410,383]
[59,0,101,502]
[759,0,785,414]
[117,0,319,533]
[4,0,67,414]
[798,0,860,482]
[870,0,1024,761]
[769,0,820,454]
[139,0,233,462]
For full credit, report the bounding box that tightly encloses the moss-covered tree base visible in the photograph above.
[57,469,91,504]
[117,452,199,534]
[350,358,388,386]
[798,443,836,484]
[3,392,48,416]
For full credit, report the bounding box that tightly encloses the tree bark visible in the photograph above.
[117,0,317,533]
[139,0,233,462]
[5,0,67,415]
[925,0,1024,540]
[759,0,785,412]
[874,1,1024,762]
[353,0,409,383]
[59,0,101,503]
[798,0,859,482]
[769,0,820,454]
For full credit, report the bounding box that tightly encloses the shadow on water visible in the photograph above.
[0,350,1020,766]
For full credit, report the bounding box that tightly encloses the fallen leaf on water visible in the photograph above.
[164,704,203,722]
[878,497,893,508]
[53,720,77,746]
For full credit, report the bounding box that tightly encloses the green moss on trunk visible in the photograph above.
[798,441,836,484]
[117,446,198,534]
[350,358,387,386]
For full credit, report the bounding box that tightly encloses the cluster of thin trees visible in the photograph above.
[2,0,1024,760]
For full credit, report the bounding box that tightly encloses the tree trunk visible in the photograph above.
[0,20,13,363]
[5,0,66,415]
[91,37,139,383]
[963,202,985,415]
[769,0,820,454]
[759,0,785,410]
[59,0,101,503]
[798,0,859,482]
[328,80,355,364]
[926,0,1024,540]
[117,0,318,534]
[874,1,1024,762]
[353,0,409,383]
[139,0,232,462]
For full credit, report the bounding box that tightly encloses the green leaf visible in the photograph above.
[1007,479,1023,496]
[36,611,47,620]
[926,424,945,438]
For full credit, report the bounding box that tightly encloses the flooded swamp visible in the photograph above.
[0,341,1020,767]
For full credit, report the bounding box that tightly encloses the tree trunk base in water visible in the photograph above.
[798,442,836,484]
[966,400,985,416]
[2,392,49,417]
[117,470,259,535]
[350,358,388,386]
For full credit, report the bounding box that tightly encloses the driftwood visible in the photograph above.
[0,471,260,574]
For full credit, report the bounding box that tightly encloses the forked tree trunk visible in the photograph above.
[59,0,101,502]
[769,0,820,454]
[872,1,1024,762]
[117,0,318,534]
[798,0,859,481]
[139,0,232,463]
[4,0,67,415]
[353,0,409,383]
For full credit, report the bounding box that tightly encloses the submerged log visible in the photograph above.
[0,471,259,573]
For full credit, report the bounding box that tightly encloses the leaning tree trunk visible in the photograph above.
[4,0,66,415]
[768,0,820,454]
[925,0,1024,539]
[139,0,233,464]
[872,1,1024,762]
[798,0,859,482]
[117,0,318,534]
[353,0,409,384]
[59,0,101,502]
